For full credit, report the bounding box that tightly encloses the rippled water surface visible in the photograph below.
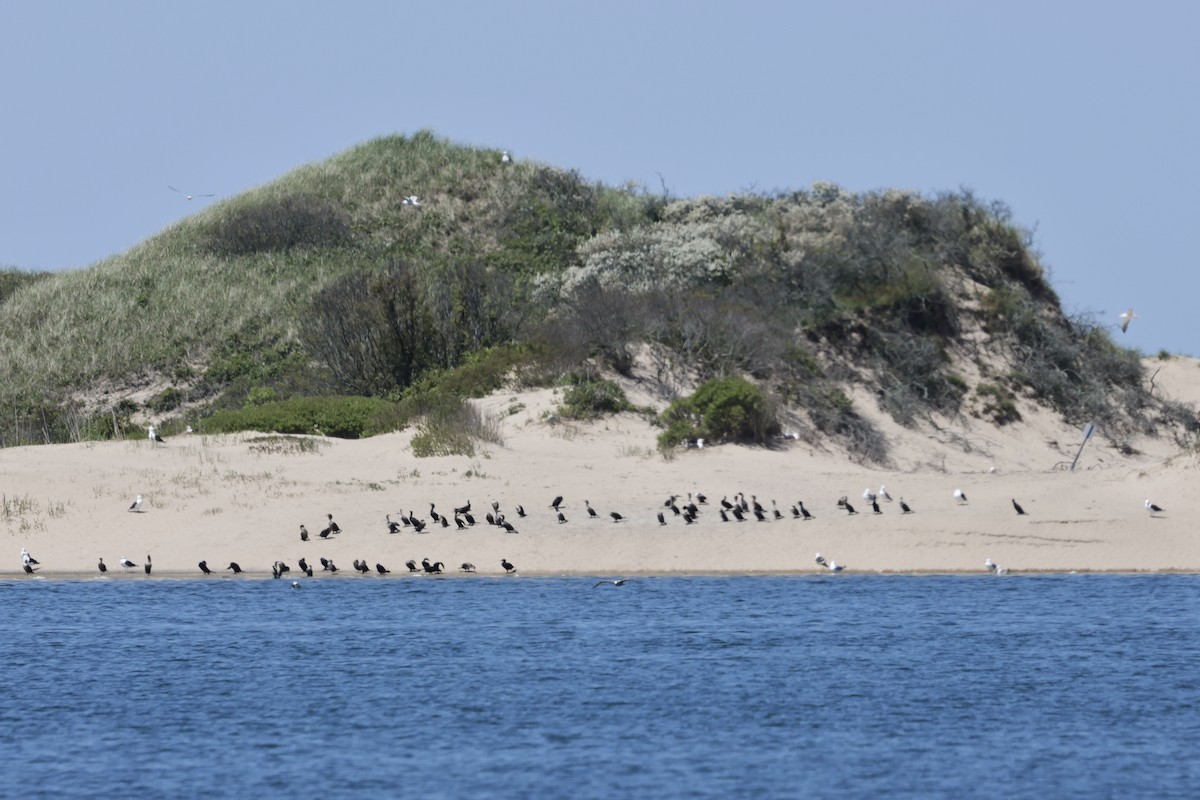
[4,575,1200,798]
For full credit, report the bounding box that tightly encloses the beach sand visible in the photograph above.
[4,357,1200,579]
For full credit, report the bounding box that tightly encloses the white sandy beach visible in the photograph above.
[4,357,1200,579]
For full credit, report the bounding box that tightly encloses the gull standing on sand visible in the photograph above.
[148,426,165,444]
[1146,499,1165,516]
[1119,309,1137,333]
[954,488,968,505]
[119,557,136,571]
[879,485,893,502]
[129,495,144,512]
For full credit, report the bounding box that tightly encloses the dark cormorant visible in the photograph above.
[501,558,516,574]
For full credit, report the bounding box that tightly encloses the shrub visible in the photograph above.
[658,376,777,448]
[975,383,1022,426]
[407,392,503,457]
[203,395,395,438]
[200,194,351,256]
[558,377,633,420]
[147,386,185,413]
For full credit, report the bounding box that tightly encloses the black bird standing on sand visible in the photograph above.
[386,516,401,534]
[720,509,730,522]
[657,512,666,526]
[298,557,310,575]
[610,512,624,523]
[551,496,563,511]
[376,563,390,575]
[844,502,858,516]
[501,558,516,574]
[421,558,444,574]
[461,562,476,573]
[23,564,36,574]
[731,507,745,522]
[872,500,882,515]
[900,499,914,514]
[1012,499,1027,516]
[198,560,212,575]
[98,557,107,574]
[586,500,598,518]
[799,501,814,521]
[300,524,309,542]
[454,500,471,515]
[227,562,242,574]
[355,560,370,574]
[144,555,152,575]
[516,505,526,518]
[406,560,420,572]
[557,512,568,524]
[454,514,466,530]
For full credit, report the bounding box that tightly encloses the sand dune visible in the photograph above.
[5,358,1200,579]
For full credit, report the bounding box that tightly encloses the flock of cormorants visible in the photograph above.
[14,484,1169,578]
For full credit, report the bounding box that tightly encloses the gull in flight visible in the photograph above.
[168,186,214,201]
[1119,309,1137,333]
[592,578,631,588]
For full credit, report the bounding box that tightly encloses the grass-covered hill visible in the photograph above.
[0,130,1193,459]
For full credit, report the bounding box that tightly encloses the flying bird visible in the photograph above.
[129,495,144,512]
[1119,308,1137,333]
[168,185,214,200]
[593,579,631,588]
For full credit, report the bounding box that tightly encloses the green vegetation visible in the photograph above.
[0,133,1189,460]
[204,395,395,439]
[558,376,634,420]
[658,376,777,449]
[974,383,1022,426]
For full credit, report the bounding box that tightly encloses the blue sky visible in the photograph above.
[2,1,1195,354]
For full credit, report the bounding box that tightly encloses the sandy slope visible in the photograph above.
[4,358,1199,579]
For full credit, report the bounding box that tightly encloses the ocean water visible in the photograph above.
[3,574,1200,798]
